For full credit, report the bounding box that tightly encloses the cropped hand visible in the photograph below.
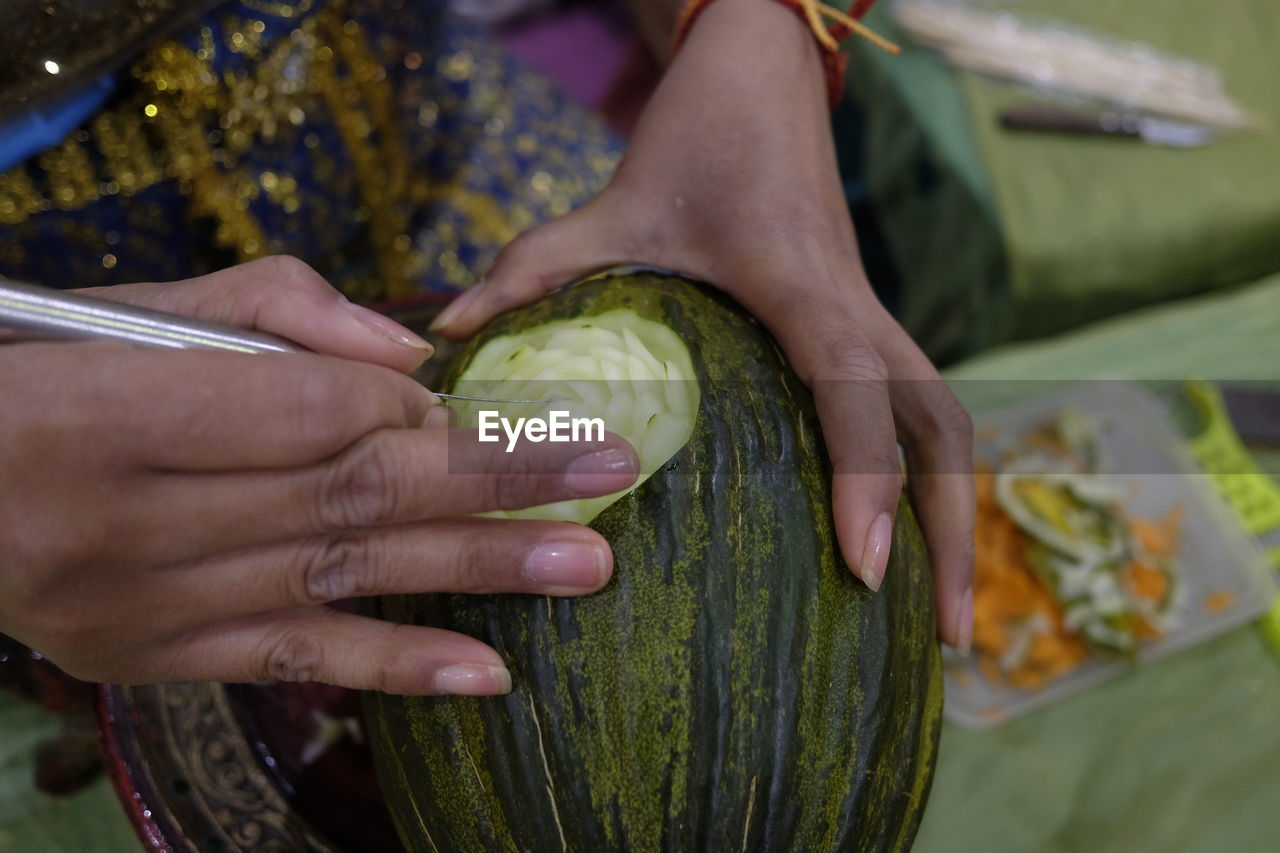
[428,0,974,650]
[0,257,637,693]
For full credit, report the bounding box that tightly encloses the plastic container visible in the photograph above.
[945,381,1276,729]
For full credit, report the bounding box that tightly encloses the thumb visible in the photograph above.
[429,204,627,339]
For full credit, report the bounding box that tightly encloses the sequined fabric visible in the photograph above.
[0,0,623,304]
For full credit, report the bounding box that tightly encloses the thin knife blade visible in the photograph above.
[1137,116,1219,148]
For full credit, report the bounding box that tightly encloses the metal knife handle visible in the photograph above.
[1000,106,1141,139]
[0,279,299,354]
[0,280,556,406]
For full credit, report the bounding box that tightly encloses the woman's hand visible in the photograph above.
[429,0,974,650]
[0,257,638,693]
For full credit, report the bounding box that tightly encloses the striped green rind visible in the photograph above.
[364,274,942,852]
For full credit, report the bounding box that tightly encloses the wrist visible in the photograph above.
[676,0,852,111]
[675,0,828,108]
[671,1,892,109]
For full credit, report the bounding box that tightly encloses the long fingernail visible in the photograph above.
[429,282,485,332]
[345,302,433,351]
[433,663,512,695]
[564,448,638,496]
[859,512,894,592]
[525,540,608,592]
[956,587,974,656]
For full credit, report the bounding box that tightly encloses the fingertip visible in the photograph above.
[416,392,446,429]
[422,399,455,429]
[429,283,486,334]
[857,511,894,592]
[564,439,640,497]
[432,663,512,696]
[344,301,433,352]
[832,475,903,594]
[932,563,974,651]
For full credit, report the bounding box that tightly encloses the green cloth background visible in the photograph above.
[0,695,135,852]
[919,272,1280,853]
[847,0,1280,362]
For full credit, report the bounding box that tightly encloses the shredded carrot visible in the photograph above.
[1129,504,1183,557]
[1203,590,1235,613]
[1129,519,1168,555]
[1022,427,1071,458]
[1125,561,1169,604]
[972,463,1178,690]
[973,467,1090,687]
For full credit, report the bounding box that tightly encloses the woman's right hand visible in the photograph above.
[0,257,638,695]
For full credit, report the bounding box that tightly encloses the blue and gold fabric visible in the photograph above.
[0,0,622,306]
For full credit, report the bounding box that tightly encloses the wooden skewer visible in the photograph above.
[893,0,1262,130]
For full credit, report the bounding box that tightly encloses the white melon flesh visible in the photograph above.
[448,308,700,524]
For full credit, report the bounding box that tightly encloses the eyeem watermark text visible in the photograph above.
[478,410,606,452]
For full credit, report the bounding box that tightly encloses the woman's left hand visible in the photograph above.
[429,0,974,651]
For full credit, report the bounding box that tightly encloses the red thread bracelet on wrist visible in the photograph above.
[672,0,897,111]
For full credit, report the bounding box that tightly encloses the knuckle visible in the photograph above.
[824,335,889,384]
[258,254,323,289]
[483,462,551,512]
[447,528,513,592]
[319,437,403,529]
[298,533,375,603]
[908,392,974,468]
[498,230,539,265]
[934,396,974,446]
[260,627,325,684]
[366,624,412,693]
[483,474,523,512]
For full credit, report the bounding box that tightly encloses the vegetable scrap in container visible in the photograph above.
[974,412,1186,690]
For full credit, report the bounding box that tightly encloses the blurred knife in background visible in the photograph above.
[1000,105,1219,148]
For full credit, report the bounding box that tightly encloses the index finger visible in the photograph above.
[80,256,433,373]
[49,343,438,470]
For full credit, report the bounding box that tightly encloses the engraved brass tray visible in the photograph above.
[97,681,402,852]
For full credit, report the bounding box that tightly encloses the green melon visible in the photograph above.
[365,272,942,852]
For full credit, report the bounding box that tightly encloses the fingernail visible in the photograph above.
[433,663,512,695]
[429,282,485,332]
[564,448,638,496]
[525,540,608,591]
[956,587,974,656]
[345,302,433,352]
[859,512,894,593]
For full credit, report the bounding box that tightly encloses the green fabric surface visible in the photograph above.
[961,0,1280,346]
[846,0,1280,361]
[0,692,136,853]
[922,272,1280,853]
